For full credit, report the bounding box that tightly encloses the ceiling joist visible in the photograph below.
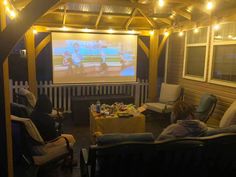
[62,5,67,26]
[125,8,138,30]
[173,8,191,20]
[137,8,156,28]
[95,6,104,29]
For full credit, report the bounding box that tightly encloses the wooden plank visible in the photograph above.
[137,8,156,28]
[35,34,51,58]
[138,38,149,58]
[95,6,104,29]
[148,30,159,101]
[24,28,38,98]
[125,8,137,30]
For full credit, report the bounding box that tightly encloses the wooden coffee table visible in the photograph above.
[89,109,145,142]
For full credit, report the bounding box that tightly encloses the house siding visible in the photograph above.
[166,33,236,127]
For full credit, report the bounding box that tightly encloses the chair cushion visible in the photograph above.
[196,94,217,113]
[33,136,71,165]
[219,101,236,128]
[96,133,154,146]
[11,115,44,144]
[205,125,236,136]
[159,83,181,103]
[145,102,173,113]
[19,88,37,108]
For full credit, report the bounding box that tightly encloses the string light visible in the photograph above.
[213,24,220,31]
[207,1,214,10]
[164,31,169,36]
[108,28,114,33]
[33,29,38,34]
[62,26,68,31]
[2,0,18,19]
[194,28,199,33]
[179,31,184,37]
[158,0,164,7]
[149,30,154,35]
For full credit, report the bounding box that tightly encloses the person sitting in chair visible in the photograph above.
[157,101,208,141]
[31,94,59,141]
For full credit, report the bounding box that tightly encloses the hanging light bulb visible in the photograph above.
[213,24,220,31]
[33,29,38,34]
[149,30,154,35]
[158,0,164,7]
[194,28,199,34]
[207,1,214,10]
[179,31,184,37]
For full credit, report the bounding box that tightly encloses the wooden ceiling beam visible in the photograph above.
[173,8,191,20]
[62,5,67,26]
[125,8,138,30]
[137,8,156,28]
[60,0,152,9]
[157,18,172,25]
[95,6,104,29]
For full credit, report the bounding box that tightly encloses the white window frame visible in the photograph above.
[183,27,210,81]
[208,23,236,88]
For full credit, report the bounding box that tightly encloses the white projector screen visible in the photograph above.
[51,32,137,84]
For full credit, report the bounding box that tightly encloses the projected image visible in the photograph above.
[52,32,137,83]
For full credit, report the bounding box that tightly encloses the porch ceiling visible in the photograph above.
[11,0,236,31]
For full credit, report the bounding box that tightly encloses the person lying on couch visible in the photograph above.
[157,101,208,140]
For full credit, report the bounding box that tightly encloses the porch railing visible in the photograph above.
[10,79,149,112]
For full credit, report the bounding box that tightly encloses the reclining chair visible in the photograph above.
[11,115,75,176]
[16,88,64,119]
[194,93,217,123]
[145,83,183,114]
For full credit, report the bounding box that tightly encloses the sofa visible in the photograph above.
[80,129,236,177]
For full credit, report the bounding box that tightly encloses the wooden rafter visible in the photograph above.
[95,6,104,29]
[173,8,191,20]
[125,8,137,30]
[157,18,172,25]
[60,0,152,9]
[137,8,156,28]
[62,5,67,26]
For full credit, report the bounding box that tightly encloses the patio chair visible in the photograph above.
[194,93,217,122]
[11,115,75,175]
[144,83,183,114]
[16,88,64,120]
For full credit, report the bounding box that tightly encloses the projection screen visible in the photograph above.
[51,32,137,84]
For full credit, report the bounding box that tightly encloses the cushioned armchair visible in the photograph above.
[80,133,236,177]
[194,93,217,122]
[145,83,183,113]
[11,115,75,175]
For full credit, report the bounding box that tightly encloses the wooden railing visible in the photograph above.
[10,79,149,112]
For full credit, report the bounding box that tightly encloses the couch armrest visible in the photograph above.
[80,148,90,177]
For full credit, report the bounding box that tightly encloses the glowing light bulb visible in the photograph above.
[108,28,114,33]
[62,26,68,31]
[213,24,220,31]
[179,31,184,37]
[33,29,38,34]
[164,31,169,36]
[128,30,136,34]
[149,30,154,35]
[194,28,199,33]
[207,1,214,10]
[9,10,16,18]
[3,0,8,6]
[158,0,164,7]
[228,35,233,39]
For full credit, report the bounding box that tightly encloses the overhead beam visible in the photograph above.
[157,18,172,25]
[173,8,191,20]
[95,6,104,29]
[62,5,67,26]
[125,8,138,30]
[60,0,152,9]
[137,8,156,28]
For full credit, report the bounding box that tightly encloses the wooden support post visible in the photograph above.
[0,2,13,177]
[148,30,159,101]
[25,28,38,98]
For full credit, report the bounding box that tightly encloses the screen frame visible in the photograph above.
[51,31,138,84]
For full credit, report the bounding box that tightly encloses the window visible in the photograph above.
[209,23,236,87]
[183,27,209,81]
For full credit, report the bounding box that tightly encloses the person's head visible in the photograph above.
[34,94,52,114]
[171,101,196,123]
